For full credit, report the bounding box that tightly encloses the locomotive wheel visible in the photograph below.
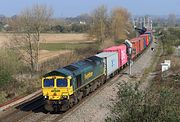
[61,100,70,111]
[69,98,74,108]
[83,86,90,97]
[44,102,54,112]
[78,92,83,101]
[74,96,78,105]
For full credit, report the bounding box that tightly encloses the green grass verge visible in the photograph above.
[40,42,94,51]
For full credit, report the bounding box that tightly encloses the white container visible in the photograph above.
[96,52,119,78]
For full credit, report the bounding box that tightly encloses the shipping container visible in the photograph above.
[145,31,153,43]
[141,36,147,49]
[130,38,140,59]
[140,34,149,46]
[103,44,128,68]
[139,37,144,52]
[96,52,119,78]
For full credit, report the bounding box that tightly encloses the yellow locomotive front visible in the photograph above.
[42,76,73,111]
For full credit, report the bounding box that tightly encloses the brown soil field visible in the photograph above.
[0,33,89,61]
[0,33,11,47]
[40,33,89,43]
[0,33,89,47]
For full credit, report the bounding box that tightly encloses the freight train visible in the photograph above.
[41,31,153,112]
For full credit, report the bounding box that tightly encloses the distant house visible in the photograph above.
[4,24,9,28]
[80,21,86,25]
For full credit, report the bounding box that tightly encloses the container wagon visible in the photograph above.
[130,38,140,59]
[140,34,149,47]
[145,31,153,44]
[139,37,144,52]
[103,44,128,68]
[96,52,119,78]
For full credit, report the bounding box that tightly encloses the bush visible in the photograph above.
[165,44,174,55]
[106,81,180,122]
[174,39,180,46]
[0,50,22,86]
[106,82,146,122]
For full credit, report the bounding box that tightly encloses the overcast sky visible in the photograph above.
[0,0,179,17]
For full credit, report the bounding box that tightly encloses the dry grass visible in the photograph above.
[101,39,115,49]
[0,32,90,46]
[40,33,89,43]
[0,32,91,61]
[0,33,11,47]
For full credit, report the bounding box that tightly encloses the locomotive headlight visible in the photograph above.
[44,96,49,100]
[62,95,67,98]
[62,94,68,99]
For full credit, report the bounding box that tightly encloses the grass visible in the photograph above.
[40,42,95,51]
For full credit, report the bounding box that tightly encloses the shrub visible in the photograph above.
[0,50,22,86]
[106,81,180,122]
[165,44,174,55]
[106,82,146,122]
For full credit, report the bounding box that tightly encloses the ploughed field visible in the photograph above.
[0,33,91,62]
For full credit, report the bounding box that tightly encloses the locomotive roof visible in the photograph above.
[43,56,103,77]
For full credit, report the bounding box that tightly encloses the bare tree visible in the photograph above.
[9,4,53,74]
[89,5,108,44]
[110,8,131,41]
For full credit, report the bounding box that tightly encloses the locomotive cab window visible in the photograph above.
[57,79,67,87]
[44,79,54,87]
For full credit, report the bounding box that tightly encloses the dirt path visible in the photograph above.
[59,41,158,122]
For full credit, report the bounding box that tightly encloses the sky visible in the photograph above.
[0,0,179,17]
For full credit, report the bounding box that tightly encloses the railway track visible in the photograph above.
[0,95,45,122]
[0,42,154,122]
[0,66,127,122]
[21,73,126,122]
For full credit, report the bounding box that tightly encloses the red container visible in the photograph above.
[103,44,128,68]
[130,37,140,59]
[138,37,144,52]
[140,34,149,46]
